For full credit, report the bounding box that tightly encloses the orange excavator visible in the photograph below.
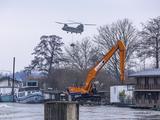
[67,40,126,102]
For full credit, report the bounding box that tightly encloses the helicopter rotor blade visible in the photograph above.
[55,22,65,24]
[56,21,96,26]
[84,24,96,26]
[66,22,79,24]
[67,20,80,24]
[67,20,82,24]
[68,20,96,25]
[55,21,77,25]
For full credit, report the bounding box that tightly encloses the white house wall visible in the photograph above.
[0,81,9,87]
[0,80,20,87]
[0,87,19,95]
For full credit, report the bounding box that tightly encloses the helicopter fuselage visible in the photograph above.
[62,24,84,34]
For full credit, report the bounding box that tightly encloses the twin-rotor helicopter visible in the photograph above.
[55,21,96,34]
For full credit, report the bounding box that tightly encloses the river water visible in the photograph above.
[0,103,160,120]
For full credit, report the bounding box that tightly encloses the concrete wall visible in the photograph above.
[44,101,79,120]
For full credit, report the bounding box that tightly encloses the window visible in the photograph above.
[154,77,158,85]
[153,92,158,104]
[28,91,31,94]
[18,92,25,97]
[27,81,37,87]
[144,93,148,99]
[145,77,149,88]
[127,85,133,91]
[137,78,140,85]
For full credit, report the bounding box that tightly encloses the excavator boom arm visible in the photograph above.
[84,40,126,90]
[68,40,126,94]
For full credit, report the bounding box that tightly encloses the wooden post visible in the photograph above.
[12,57,15,102]
[44,101,79,120]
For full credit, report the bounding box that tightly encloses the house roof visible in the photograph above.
[129,69,160,77]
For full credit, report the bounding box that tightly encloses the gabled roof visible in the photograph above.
[129,69,160,77]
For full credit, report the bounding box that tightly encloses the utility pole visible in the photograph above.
[12,57,15,102]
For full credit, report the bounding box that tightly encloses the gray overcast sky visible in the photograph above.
[0,0,159,72]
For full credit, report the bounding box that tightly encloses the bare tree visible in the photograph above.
[65,37,101,72]
[94,19,139,80]
[25,35,64,75]
[137,16,160,68]
[65,37,101,85]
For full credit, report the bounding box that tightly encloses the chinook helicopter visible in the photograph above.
[56,21,96,34]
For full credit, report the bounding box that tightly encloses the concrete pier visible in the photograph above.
[44,101,79,120]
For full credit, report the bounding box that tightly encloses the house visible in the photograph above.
[0,76,20,95]
[110,85,134,104]
[129,69,160,108]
